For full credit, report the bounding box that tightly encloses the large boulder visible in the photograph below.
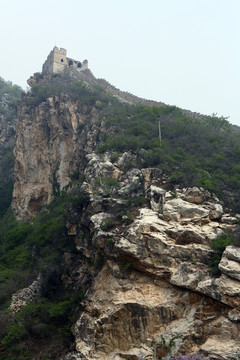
[208,203,223,220]
[197,274,240,308]
[183,187,207,204]
[219,246,240,281]
[163,198,209,221]
[149,185,166,212]
[223,245,240,262]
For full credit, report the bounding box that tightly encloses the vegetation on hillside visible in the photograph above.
[0,73,239,358]
[21,75,240,213]
[0,77,22,126]
[0,191,87,359]
[209,227,240,275]
[0,77,22,217]
[0,77,21,96]
[23,74,112,109]
[97,101,240,211]
[23,75,240,211]
[0,151,15,217]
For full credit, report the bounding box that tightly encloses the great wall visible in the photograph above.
[39,47,207,120]
[42,46,88,74]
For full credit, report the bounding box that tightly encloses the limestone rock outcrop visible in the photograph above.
[59,154,240,360]
[12,95,104,220]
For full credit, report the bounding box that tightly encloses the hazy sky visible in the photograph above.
[1,0,239,125]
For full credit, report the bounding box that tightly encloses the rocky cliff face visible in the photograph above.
[12,93,105,220]
[60,154,240,360]
[10,74,240,360]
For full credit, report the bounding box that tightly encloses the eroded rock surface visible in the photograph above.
[12,96,104,220]
[60,155,240,360]
[71,263,240,360]
[11,84,240,359]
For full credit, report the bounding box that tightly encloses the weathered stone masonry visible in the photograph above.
[42,46,207,121]
[42,46,88,74]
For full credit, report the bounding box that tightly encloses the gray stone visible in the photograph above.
[223,245,240,262]
[183,187,205,204]
[228,308,240,321]
[221,214,238,224]
[208,203,223,220]
[219,257,240,281]
[197,274,240,300]
[170,262,206,289]
[116,152,134,170]
[163,198,209,221]
[150,185,166,212]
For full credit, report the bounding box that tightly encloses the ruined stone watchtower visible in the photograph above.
[42,46,88,74]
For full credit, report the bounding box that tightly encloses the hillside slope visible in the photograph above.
[12,71,240,219]
[0,65,239,359]
[0,77,21,216]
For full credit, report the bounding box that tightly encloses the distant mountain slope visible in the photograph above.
[0,77,22,216]
[0,62,240,360]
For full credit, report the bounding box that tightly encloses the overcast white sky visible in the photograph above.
[1,0,239,125]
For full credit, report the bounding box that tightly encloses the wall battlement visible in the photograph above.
[42,47,88,74]
[41,47,206,121]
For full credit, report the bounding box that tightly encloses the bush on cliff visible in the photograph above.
[97,101,240,212]
[209,228,235,276]
[0,191,87,307]
[0,77,22,99]
[0,191,87,359]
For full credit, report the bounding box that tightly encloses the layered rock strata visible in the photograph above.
[12,95,104,220]
[60,153,240,360]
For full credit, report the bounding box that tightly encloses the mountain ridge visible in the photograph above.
[0,50,239,359]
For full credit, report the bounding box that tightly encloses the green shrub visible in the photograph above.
[71,194,87,209]
[110,152,121,162]
[0,342,31,360]
[1,288,83,350]
[94,97,240,212]
[100,219,116,231]
[120,262,134,271]
[0,188,87,310]
[105,237,114,245]
[95,177,120,196]
[209,229,234,276]
[211,229,234,252]
[2,321,26,345]
[121,214,134,225]
[135,196,146,206]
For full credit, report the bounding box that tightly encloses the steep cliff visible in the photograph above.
[12,92,103,220]
[3,64,240,359]
[62,154,240,360]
